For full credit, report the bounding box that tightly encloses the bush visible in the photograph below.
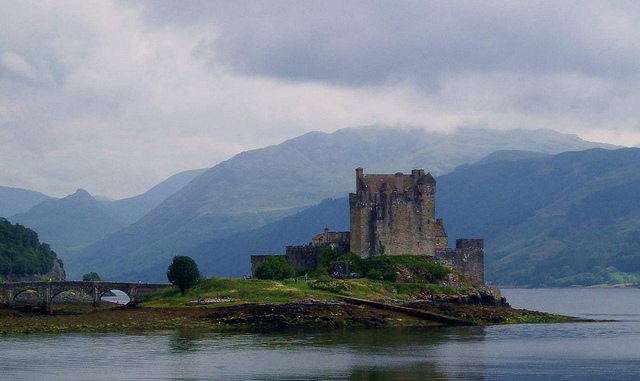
[254,256,295,280]
[82,272,101,281]
[309,275,354,294]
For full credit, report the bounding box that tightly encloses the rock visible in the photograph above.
[187,297,236,306]
[477,286,510,307]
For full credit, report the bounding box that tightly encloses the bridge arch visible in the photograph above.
[13,287,43,302]
[98,289,131,304]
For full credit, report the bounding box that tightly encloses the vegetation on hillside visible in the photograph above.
[315,248,452,284]
[0,218,60,277]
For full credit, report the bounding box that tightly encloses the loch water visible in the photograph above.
[1,288,640,380]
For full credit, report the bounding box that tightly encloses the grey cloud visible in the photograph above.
[138,1,640,89]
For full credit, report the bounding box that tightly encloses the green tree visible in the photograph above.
[167,255,201,295]
[82,272,102,281]
[254,256,295,280]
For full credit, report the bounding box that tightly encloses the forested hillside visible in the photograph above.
[0,218,61,279]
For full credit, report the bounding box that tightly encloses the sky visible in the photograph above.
[2,1,640,199]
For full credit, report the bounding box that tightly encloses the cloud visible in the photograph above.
[2,0,640,199]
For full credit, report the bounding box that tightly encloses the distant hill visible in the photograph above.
[105,168,208,226]
[9,189,123,252]
[67,126,615,280]
[0,187,51,218]
[118,198,350,282]
[473,150,552,166]
[437,147,640,286]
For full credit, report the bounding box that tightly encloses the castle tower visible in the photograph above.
[349,168,437,257]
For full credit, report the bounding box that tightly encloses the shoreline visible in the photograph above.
[0,299,584,335]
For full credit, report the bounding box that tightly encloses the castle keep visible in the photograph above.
[251,168,484,284]
[350,168,439,257]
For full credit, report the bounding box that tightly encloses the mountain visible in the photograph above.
[9,189,123,252]
[473,150,552,166]
[68,126,615,280]
[436,147,640,286]
[105,168,208,226]
[119,198,350,282]
[0,186,51,218]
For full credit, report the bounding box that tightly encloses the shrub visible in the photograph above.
[82,272,101,281]
[254,256,295,280]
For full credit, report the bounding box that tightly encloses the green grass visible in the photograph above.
[144,277,336,307]
[144,275,467,307]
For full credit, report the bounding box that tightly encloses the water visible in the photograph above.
[1,288,640,380]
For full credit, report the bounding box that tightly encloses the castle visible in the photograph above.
[251,168,484,284]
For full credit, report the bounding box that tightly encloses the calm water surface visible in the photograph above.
[2,288,640,380]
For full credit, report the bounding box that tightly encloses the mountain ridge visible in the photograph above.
[66,126,617,280]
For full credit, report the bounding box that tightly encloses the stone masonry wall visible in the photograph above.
[434,239,484,285]
[285,246,321,273]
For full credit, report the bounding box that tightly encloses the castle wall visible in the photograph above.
[434,239,484,285]
[285,246,321,273]
[286,240,350,273]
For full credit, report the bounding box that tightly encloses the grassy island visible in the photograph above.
[0,274,580,335]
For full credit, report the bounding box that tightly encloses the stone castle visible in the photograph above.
[251,168,484,284]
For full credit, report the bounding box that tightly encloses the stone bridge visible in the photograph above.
[0,281,171,313]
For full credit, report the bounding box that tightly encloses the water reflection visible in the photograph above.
[162,327,488,380]
[350,366,445,381]
[169,328,206,353]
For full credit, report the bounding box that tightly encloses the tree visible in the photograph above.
[167,255,201,295]
[82,272,101,281]
[254,256,295,280]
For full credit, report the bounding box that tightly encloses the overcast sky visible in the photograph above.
[2,1,640,199]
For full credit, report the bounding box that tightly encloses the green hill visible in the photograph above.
[0,217,61,279]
